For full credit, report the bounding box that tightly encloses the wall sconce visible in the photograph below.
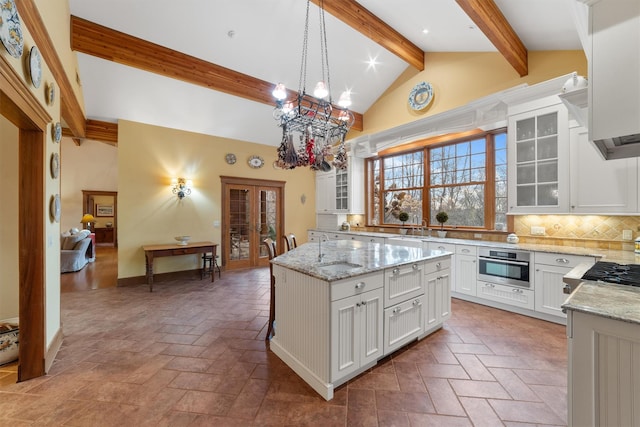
[172,177,192,199]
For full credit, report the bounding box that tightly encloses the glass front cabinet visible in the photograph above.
[507,97,569,213]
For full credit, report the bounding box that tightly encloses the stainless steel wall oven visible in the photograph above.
[477,247,530,288]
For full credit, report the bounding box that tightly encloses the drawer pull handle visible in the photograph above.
[413,299,421,306]
[354,282,365,290]
[436,262,441,269]
[556,258,570,264]
[412,264,419,270]
[361,300,367,305]
[438,246,445,250]
[393,307,401,314]
[462,249,470,253]
[512,288,523,293]
[393,267,400,275]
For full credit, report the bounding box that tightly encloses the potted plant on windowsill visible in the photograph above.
[398,211,409,235]
[435,211,448,238]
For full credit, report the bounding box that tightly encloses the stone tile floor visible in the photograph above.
[0,267,567,426]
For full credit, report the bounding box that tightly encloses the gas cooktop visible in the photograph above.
[581,262,640,287]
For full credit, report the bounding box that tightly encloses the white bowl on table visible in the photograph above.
[174,236,191,246]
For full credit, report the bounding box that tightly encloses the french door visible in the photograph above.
[221,176,285,270]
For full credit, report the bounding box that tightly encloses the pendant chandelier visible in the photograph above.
[272,0,355,171]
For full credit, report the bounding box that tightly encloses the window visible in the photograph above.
[368,130,506,230]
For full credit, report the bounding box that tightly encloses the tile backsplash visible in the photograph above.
[513,215,640,251]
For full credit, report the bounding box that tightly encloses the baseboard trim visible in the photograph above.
[45,327,63,373]
[117,268,212,287]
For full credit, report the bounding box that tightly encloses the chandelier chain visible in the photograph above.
[298,0,311,94]
[318,0,331,101]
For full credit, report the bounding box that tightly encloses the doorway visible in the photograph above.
[221,176,285,270]
[82,190,118,247]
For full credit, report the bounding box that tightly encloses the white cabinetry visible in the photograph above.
[427,242,456,294]
[351,234,385,244]
[569,125,638,213]
[508,97,569,213]
[534,252,596,319]
[477,281,534,310]
[455,244,477,296]
[383,262,424,355]
[335,156,364,214]
[315,157,364,214]
[331,286,384,381]
[315,171,336,213]
[567,309,640,427]
[424,257,451,335]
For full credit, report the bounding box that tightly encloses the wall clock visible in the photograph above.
[50,152,59,179]
[248,155,264,169]
[225,153,236,164]
[408,81,434,111]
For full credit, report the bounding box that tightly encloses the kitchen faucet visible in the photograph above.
[421,220,430,237]
[318,233,329,261]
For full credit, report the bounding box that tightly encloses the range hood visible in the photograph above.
[584,0,640,160]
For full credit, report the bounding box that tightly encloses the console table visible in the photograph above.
[142,241,217,292]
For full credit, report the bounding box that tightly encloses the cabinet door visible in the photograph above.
[425,272,438,329]
[569,126,638,213]
[331,288,383,382]
[534,264,570,318]
[455,254,477,296]
[437,270,451,321]
[508,101,569,213]
[383,294,424,355]
[316,171,336,213]
[334,157,364,214]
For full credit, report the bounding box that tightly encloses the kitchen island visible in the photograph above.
[562,281,640,426]
[269,239,452,400]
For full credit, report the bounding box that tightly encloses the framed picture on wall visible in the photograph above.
[96,204,114,217]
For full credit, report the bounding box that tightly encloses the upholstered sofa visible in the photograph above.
[61,229,94,273]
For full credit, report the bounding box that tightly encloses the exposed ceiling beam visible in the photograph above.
[62,119,118,146]
[455,0,528,76]
[310,0,425,71]
[16,0,86,138]
[70,16,364,132]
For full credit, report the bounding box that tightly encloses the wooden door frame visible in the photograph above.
[82,190,118,247]
[220,176,285,269]
[2,55,51,380]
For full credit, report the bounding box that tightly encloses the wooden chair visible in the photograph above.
[282,233,297,252]
[263,238,277,341]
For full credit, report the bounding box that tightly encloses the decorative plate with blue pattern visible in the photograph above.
[0,0,23,59]
[29,46,42,88]
[408,81,434,111]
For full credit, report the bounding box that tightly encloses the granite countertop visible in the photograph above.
[271,239,451,282]
[562,281,640,325]
[311,229,639,260]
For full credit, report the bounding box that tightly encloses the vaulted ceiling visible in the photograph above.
[18,0,583,147]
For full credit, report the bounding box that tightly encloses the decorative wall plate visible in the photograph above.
[408,81,434,111]
[225,153,236,164]
[49,194,61,223]
[46,81,55,106]
[0,0,24,59]
[248,155,264,169]
[52,122,62,143]
[28,45,42,88]
[50,152,59,179]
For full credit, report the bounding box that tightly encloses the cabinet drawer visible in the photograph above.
[456,244,477,256]
[384,294,424,355]
[429,242,456,253]
[423,257,451,275]
[331,272,384,302]
[477,281,534,310]
[535,252,597,268]
[384,263,424,308]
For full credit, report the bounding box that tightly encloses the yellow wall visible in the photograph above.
[117,120,316,279]
[351,51,588,138]
[0,116,19,321]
